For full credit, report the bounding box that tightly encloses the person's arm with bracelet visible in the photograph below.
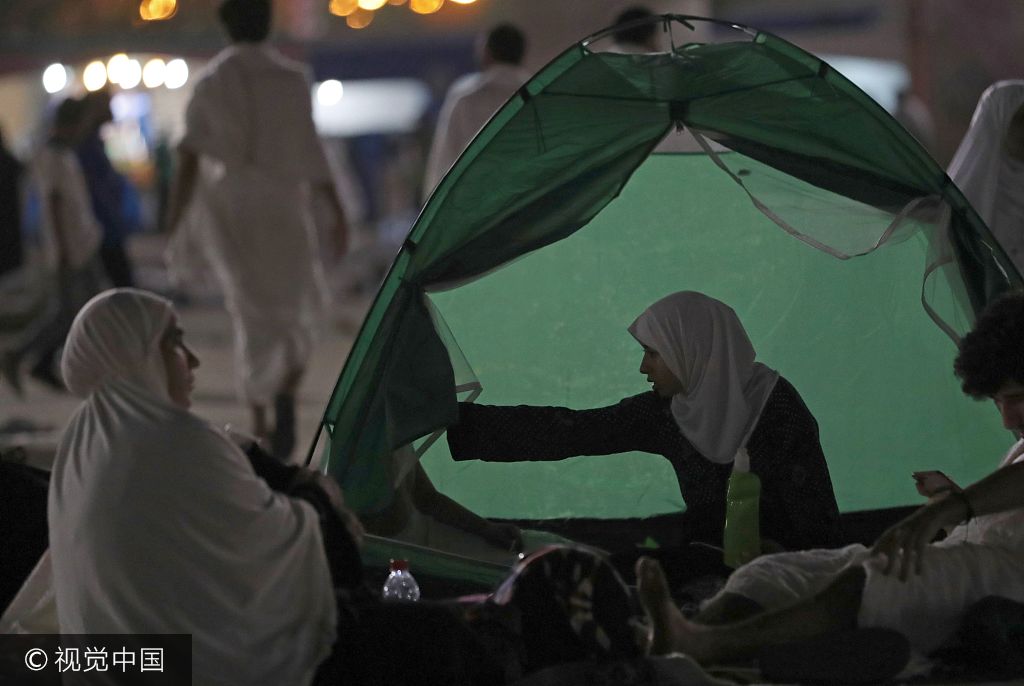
[873,460,1024,580]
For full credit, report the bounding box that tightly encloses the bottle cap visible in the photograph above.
[732,447,750,473]
[389,558,409,572]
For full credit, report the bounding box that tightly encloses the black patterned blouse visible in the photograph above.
[447,376,842,550]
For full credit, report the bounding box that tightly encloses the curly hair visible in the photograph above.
[954,291,1024,397]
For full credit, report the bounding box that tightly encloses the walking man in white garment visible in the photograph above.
[165,0,348,460]
[3,97,106,394]
[423,24,529,198]
[948,81,1024,274]
[636,291,1024,664]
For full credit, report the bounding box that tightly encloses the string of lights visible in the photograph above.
[42,55,189,95]
[134,0,480,30]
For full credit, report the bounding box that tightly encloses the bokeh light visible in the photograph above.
[346,8,374,28]
[449,0,476,4]
[329,0,359,16]
[317,80,345,106]
[142,58,167,88]
[409,0,444,14]
[106,53,129,85]
[120,59,143,89]
[83,61,108,92]
[164,59,189,89]
[139,0,177,21]
[357,0,388,9]
[42,63,68,94]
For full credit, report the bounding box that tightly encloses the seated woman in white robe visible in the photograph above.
[48,288,340,685]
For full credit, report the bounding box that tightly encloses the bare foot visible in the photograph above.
[636,556,707,659]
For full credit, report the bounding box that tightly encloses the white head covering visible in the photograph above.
[948,81,1024,268]
[61,287,174,403]
[50,288,336,685]
[628,291,779,464]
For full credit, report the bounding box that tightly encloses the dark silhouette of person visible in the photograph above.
[0,126,23,277]
[77,89,137,287]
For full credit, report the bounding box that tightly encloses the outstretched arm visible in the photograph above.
[447,394,658,463]
[872,459,1024,580]
[409,462,522,552]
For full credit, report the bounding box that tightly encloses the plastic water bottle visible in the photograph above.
[722,448,762,569]
[382,559,421,602]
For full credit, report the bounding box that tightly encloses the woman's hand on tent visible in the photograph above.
[870,494,966,581]
[482,522,524,553]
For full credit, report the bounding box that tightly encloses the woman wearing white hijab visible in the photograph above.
[949,80,1024,273]
[448,292,841,554]
[50,288,337,685]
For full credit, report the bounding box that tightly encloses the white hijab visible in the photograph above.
[628,291,779,464]
[50,289,336,686]
[948,80,1024,268]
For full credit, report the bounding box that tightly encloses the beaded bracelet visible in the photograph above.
[947,490,975,522]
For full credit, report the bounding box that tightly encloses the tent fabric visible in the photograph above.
[314,16,1020,530]
[419,158,1008,521]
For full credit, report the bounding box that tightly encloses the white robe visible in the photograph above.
[179,44,332,403]
[948,80,1024,274]
[423,63,530,197]
[716,442,1024,655]
[46,289,337,685]
[32,143,102,271]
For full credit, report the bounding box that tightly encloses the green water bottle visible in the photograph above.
[722,448,761,569]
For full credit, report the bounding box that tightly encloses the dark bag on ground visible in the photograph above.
[931,595,1024,680]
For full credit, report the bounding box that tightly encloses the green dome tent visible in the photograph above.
[311,16,1020,587]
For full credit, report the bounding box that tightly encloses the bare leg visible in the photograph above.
[637,557,865,664]
[695,592,764,625]
[271,367,305,461]
[280,366,304,396]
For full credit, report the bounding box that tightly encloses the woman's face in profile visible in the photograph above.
[160,318,199,409]
[639,345,685,398]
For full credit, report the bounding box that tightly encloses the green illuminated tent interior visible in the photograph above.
[310,15,1021,590]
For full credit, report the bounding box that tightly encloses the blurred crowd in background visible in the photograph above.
[1,0,1024,394]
